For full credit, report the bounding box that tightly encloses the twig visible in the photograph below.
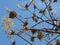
[46,34,60,45]
[16,17,24,23]
[16,34,32,45]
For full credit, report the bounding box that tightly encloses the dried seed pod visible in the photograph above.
[32,14,38,22]
[39,9,43,13]
[33,17,38,22]
[43,9,46,15]
[37,31,44,40]
[41,0,45,2]
[39,9,46,15]
[55,39,60,45]
[48,5,52,11]
[49,43,52,45]
[53,0,57,3]
[51,32,54,36]
[31,0,34,4]
[4,17,14,30]
[30,27,37,34]
[52,21,55,25]
[12,41,16,45]
[22,26,28,30]
[57,21,60,28]
[9,11,17,18]
[22,26,28,32]
[25,4,29,10]
[55,27,58,31]
[33,13,36,17]
[24,20,28,26]
[34,5,36,9]
[30,36,35,42]
[9,30,15,35]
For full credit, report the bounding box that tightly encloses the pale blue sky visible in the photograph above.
[0,0,60,45]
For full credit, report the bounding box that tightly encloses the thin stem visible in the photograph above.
[31,21,43,27]
[28,28,60,34]
[16,17,24,23]
[46,34,60,45]
[44,2,52,20]
[36,16,57,26]
[16,34,32,45]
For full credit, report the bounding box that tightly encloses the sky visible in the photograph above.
[0,0,60,45]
